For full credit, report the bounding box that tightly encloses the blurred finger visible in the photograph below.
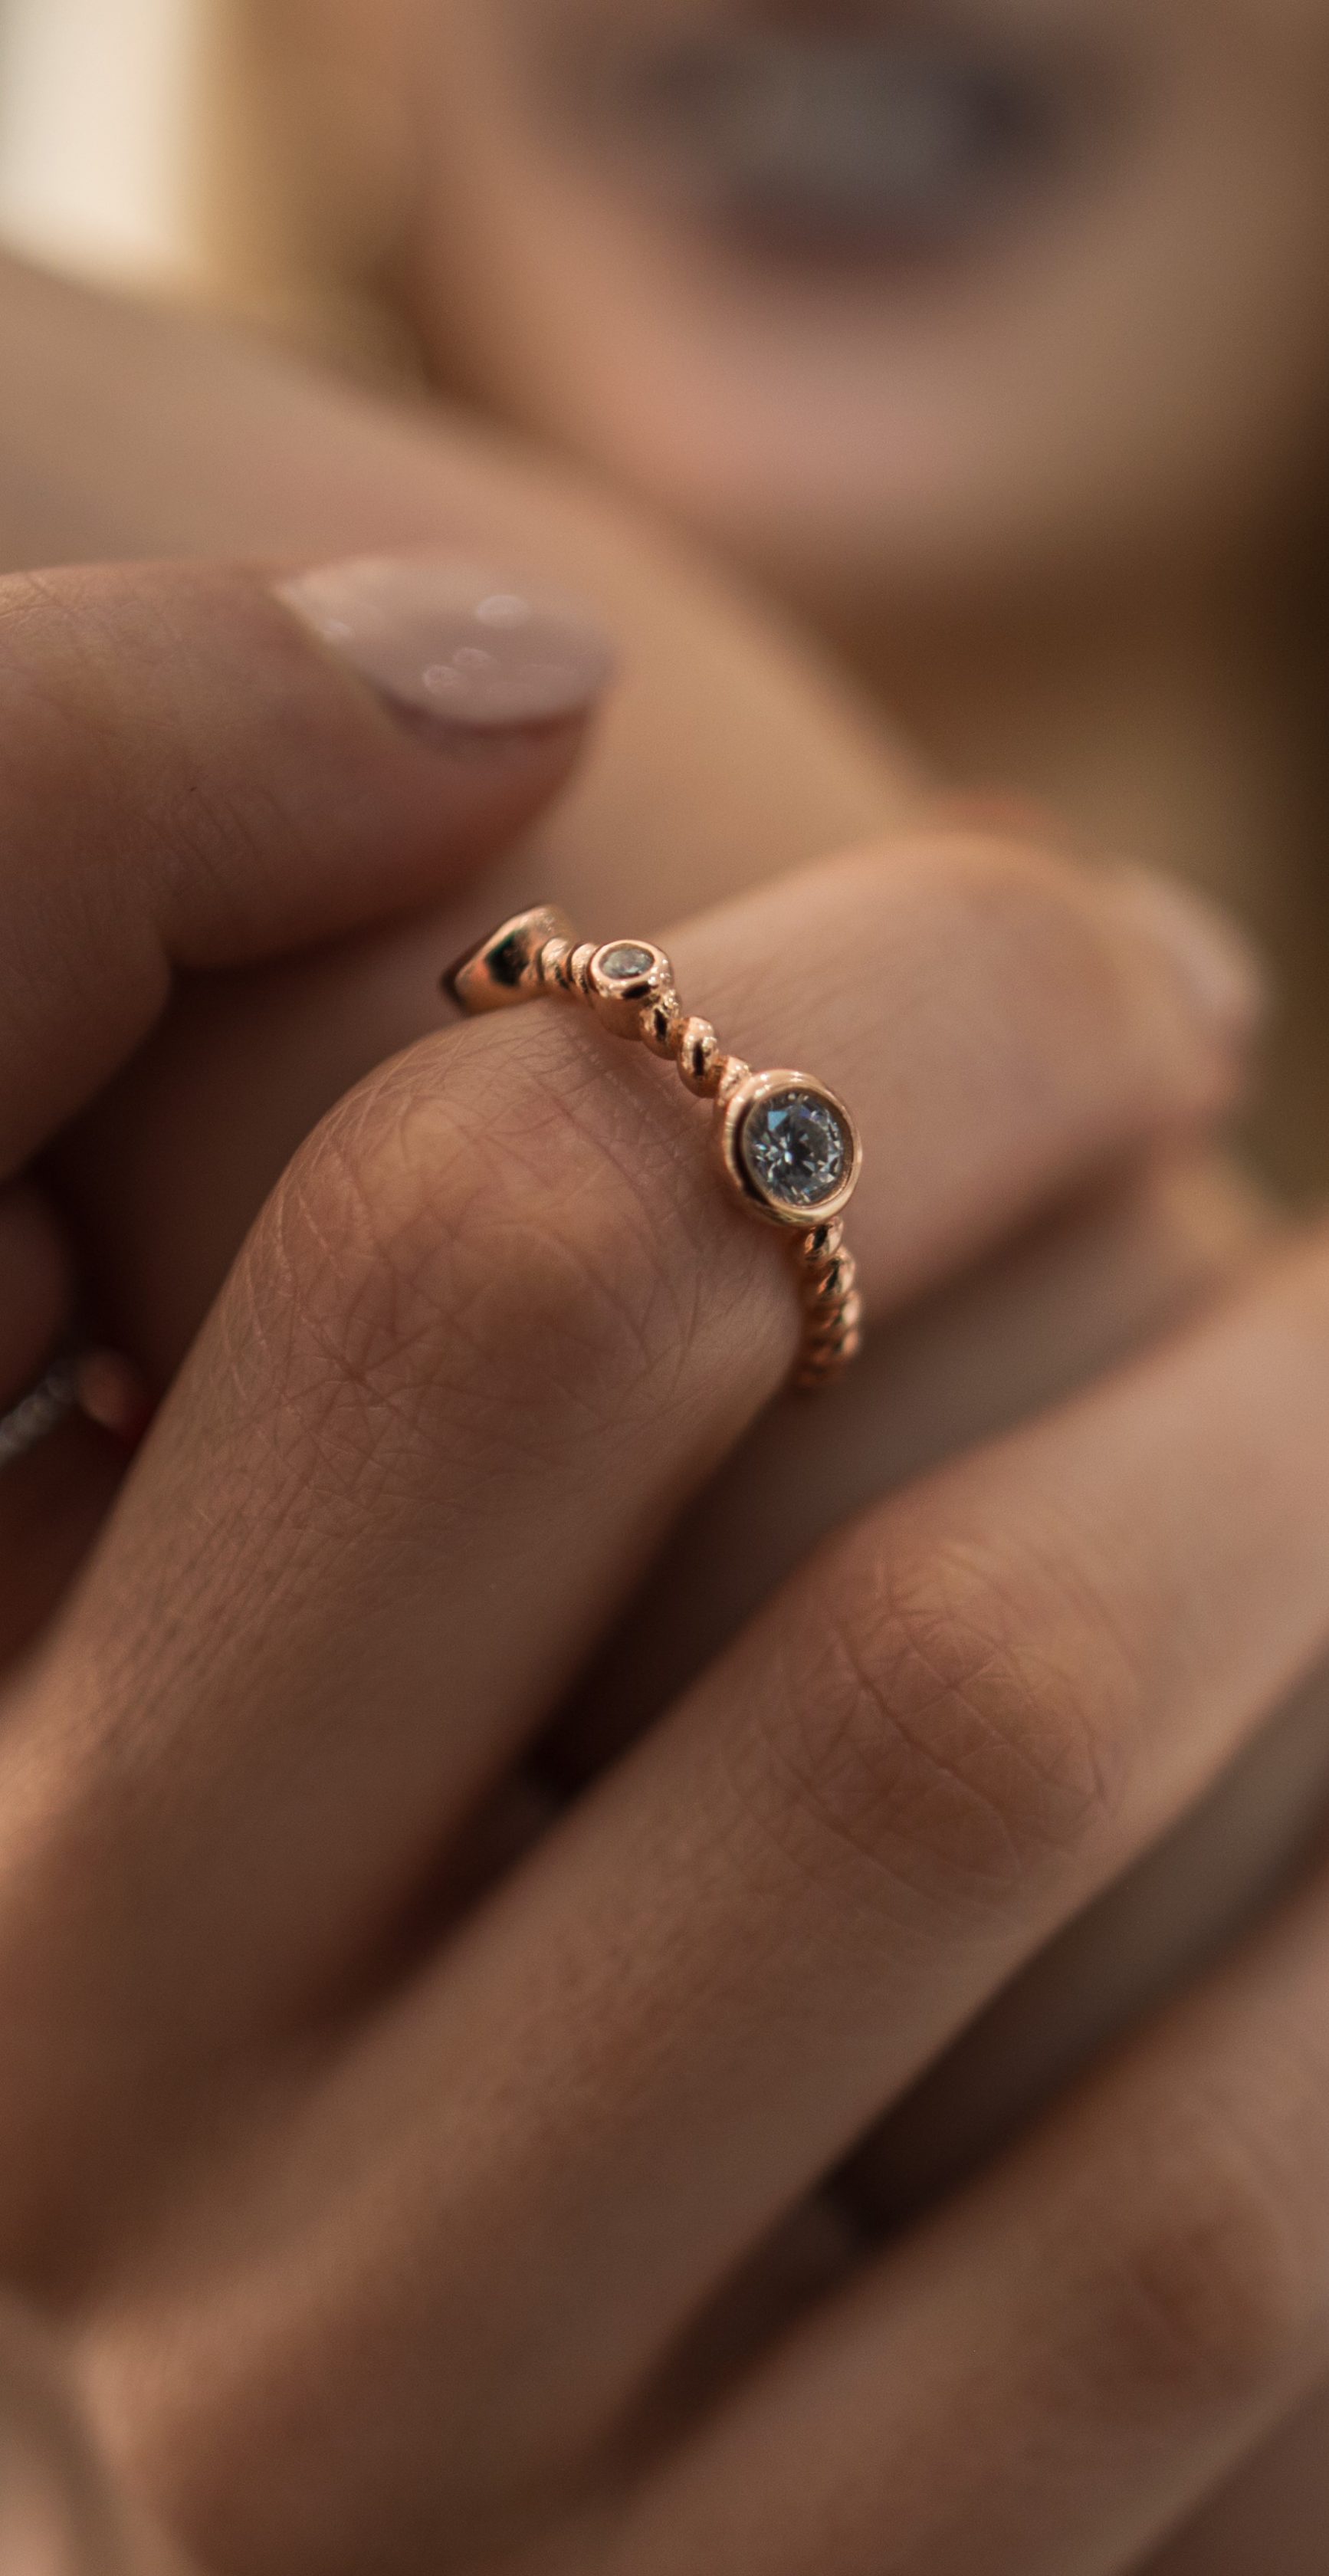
[614,1834,1329,2576]
[0,554,607,1178]
[1140,2374,1329,2576]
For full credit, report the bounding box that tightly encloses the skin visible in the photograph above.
[0,251,1304,2196]
[279,15,1329,2542]
[0,211,1318,2576]
[5,556,1329,2576]
[0,2302,190,2576]
[401,0,1329,601]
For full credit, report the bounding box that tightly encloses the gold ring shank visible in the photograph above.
[443,909,863,1392]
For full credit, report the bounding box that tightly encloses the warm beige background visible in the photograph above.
[0,0,204,284]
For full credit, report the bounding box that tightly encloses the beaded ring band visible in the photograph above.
[443,905,863,1392]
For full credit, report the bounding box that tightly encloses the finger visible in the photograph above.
[612,1834,1329,2576]
[0,832,1258,2093]
[0,552,606,1175]
[1139,2376,1329,2576]
[75,1225,1329,2576]
[559,1152,1279,1777]
[294,1222,1329,2460]
[555,1158,1323,2261]
[0,551,604,1642]
[8,284,1295,2259]
[0,248,921,1378]
[845,1651,1329,2233]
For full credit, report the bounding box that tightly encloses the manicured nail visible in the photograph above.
[1109,864,1268,1044]
[277,554,615,734]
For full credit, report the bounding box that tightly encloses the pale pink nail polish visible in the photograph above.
[277,554,615,734]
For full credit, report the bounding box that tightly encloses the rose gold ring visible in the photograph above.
[443,905,863,1392]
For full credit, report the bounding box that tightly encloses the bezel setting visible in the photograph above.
[588,938,674,1036]
[589,938,671,1000]
[719,1067,861,1228]
[446,902,865,1390]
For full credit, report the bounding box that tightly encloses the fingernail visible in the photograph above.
[276,554,615,735]
[1108,864,1268,1043]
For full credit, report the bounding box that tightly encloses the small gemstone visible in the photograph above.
[740,1086,851,1211]
[599,941,657,982]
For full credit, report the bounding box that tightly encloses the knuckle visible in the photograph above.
[894,829,1138,1044]
[1087,2113,1308,2413]
[749,1516,1136,1914]
[907,826,1092,934]
[242,1023,705,1460]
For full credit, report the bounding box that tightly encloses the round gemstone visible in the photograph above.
[740,1086,851,1211]
[598,942,657,983]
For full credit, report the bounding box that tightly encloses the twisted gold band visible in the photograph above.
[444,906,863,1392]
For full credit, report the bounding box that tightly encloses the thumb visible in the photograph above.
[0,551,611,1174]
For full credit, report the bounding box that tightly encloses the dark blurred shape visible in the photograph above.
[561,14,1122,259]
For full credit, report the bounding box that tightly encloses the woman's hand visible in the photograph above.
[2,259,1304,2193]
[0,251,1321,2561]
[0,546,615,1653]
[0,554,1324,2576]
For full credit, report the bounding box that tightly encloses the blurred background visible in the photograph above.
[0,0,202,288]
